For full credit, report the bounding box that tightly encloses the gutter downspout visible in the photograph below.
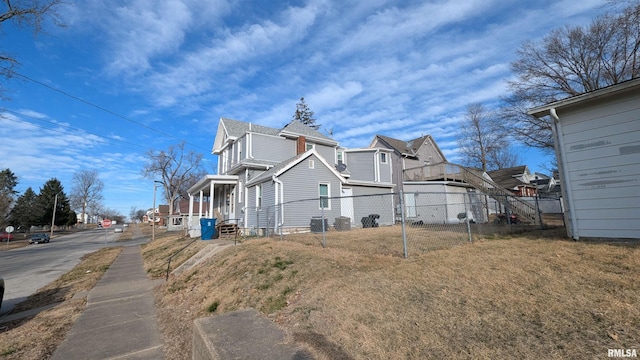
[550,108,579,240]
[374,149,380,182]
[272,175,284,232]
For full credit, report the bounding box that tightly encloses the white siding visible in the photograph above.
[560,90,640,239]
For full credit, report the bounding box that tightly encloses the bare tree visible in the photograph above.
[142,142,204,216]
[503,1,640,150]
[129,206,146,223]
[0,0,65,98]
[70,170,104,225]
[292,97,320,130]
[457,103,515,172]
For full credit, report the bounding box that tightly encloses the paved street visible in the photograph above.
[0,226,145,315]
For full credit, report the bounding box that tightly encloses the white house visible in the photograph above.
[528,78,640,240]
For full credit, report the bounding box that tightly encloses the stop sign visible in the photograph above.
[102,219,112,228]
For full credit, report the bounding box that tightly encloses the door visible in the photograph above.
[341,187,354,223]
[404,192,417,218]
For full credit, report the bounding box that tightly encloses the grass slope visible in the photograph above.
[147,228,640,360]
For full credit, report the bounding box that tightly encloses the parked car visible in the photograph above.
[0,277,4,309]
[114,227,123,233]
[0,232,14,241]
[29,233,50,244]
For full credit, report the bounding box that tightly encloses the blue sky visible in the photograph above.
[0,0,606,218]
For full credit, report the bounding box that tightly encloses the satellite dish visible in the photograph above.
[336,163,347,172]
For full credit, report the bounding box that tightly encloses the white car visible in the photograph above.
[114,227,123,233]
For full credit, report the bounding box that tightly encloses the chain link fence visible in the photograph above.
[239,191,564,258]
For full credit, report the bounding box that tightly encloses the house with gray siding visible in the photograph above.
[187,117,394,237]
[528,78,640,240]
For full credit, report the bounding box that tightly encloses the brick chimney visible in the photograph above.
[296,136,306,155]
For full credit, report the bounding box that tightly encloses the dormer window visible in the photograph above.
[380,152,387,164]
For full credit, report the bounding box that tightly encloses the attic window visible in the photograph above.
[380,152,387,164]
[309,159,315,169]
[306,143,315,151]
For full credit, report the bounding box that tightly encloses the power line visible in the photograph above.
[0,108,149,153]
[6,68,211,153]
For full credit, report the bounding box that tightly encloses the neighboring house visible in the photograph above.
[143,205,169,226]
[529,77,640,240]
[187,118,394,237]
[370,134,447,192]
[369,134,448,221]
[531,172,560,196]
[487,166,538,197]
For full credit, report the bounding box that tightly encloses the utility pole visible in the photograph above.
[50,192,60,239]
[152,180,162,242]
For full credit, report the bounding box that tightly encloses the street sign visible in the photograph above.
[102,219,112,228]
[5,226,14,233]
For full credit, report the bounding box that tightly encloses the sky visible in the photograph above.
[0,0,609,219]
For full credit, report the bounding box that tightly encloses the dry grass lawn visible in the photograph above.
[0,247,122,359]
[146,227,640,360]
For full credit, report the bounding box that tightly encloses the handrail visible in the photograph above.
[459,166,539,223]
[165,237,199,281]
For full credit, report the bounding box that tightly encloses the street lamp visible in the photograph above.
[152,180,163,242]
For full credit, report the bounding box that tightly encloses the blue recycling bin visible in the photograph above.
[200,218,217,240]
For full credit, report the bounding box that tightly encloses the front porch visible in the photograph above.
[187,174,238,238]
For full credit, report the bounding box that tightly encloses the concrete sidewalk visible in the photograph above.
[52,245,164,360]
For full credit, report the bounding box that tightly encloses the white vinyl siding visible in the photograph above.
[557,89,640,239]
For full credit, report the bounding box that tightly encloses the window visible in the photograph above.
[380,152,387,164]
[309,159,315,169]
[319,183,330,209]
[256,184,262,209]
[306,143,315,151]
[237,139,243,161]
[337,151,344,163]
[238,181,243,203]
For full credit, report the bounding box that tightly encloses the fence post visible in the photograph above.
[535,194,543,229]
[400,191,408,258]
[464,193,472,243]
[321,205,326,248]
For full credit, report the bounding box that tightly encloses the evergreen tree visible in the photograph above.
[292,97,320,130]
[0,168,18,227]
[9,187,42,229]
[38,178,73,226]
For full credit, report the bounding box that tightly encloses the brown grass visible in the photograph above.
[0,247,122,359]
[141,227,210,279]
[147,228,640,360]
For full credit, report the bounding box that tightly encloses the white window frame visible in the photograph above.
[380,152,388,164]
[309,159,315,169]
[319,183,330,209]
[306,143,315,151]
[256,184,262,209]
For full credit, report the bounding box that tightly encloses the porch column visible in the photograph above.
[199,190,204,217]
[188,194,194,230]
[209,181,215,217]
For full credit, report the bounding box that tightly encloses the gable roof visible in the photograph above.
[246,149,345,186]
[213,118,337,154]
[279,120,336,144]
[372,134,446,161]
[487,165,532,190]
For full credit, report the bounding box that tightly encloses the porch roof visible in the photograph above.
[188,174,238,195]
